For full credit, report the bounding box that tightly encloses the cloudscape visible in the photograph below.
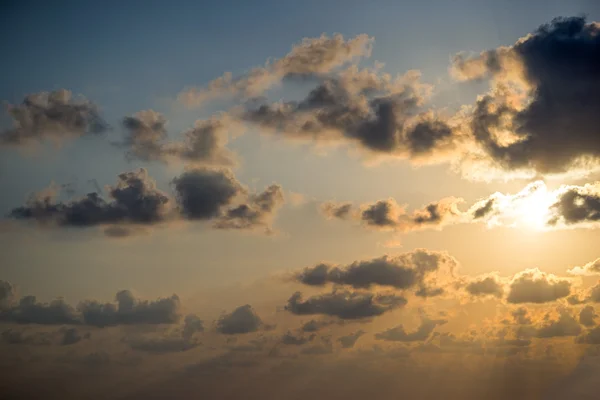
[1,1,600,399]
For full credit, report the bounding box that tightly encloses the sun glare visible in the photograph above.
[513,185,555,230]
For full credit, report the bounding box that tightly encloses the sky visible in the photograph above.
[1,1,600,399]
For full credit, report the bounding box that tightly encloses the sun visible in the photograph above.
[513,185,555,230]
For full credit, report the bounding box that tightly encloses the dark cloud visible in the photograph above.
[294,249,457,295]
[241,66,461,162]
[375,316,447,342]
[128,336,199,353]
[579,305,597,328]
[337,330,365,348]
[455,17,600,175]
[320,202,353,220]
[61,327,82,345]
[78,290,181,327]
[472,198,495,219]
[548,185,600,226]
[1,329,54,345]
[285,290,407,320]
[534,309,582,338]
[511,307,532,325]
[122,111,238,166]
[587,282,600,303]
[465,275,504,298]
[171,168,243,220]
[182,314,204,340]
[216,304,263,334]
[361,199,402,228]
[576,325,600,344]
[506,269,571,304]
[0,280,16,309]
[300,319,336,332]
[10,168,172,233]
[0,89,107,147]
[214,184,284,232]
[281,331,314,346]
[0,281,181,327]
[0,295,80,325]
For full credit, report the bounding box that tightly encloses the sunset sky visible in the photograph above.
[2,1,600,399]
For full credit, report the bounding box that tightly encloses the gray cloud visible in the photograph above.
[285,290,407,320]
[511,307,532,325]
[337,330,365,348]
[179,34,373,106]
[300,319,337,332]
[121,111,238,166]
[320,202,353,220]
[534,309,582,338]
[506,269,571,304]
[61,327,82,345]
[548,185,600,227]
[0,295,80,325]
[0,280,16,309]
[579,306,597,328]
[375,316,447,342]
[454,17,600,175]
[182,314,204,340]
[172,168,243,220]
[465,275,504,298]
[281,331,314,346]
[294,249,457,295]
[214,184,284,232]
[0,89,107,147]
[128,336,199,353]
[576,325,600,344]
[10,168,172,233]
[78,290,181,327]
[216,304,263,334]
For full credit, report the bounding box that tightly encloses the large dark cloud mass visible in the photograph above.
[294,249,457,296]
[548,184,600,227]
[0,89,107,147]
[242,69,459,161]
[9,167,285,235]
[465,275,504,298]
[285,290,407,320]
[454,17,600,175]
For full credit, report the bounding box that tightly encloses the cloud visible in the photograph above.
[179,34,374,107]
[465,275,504,298]
[281,331,314,346]
[300,319,337,332]
[171,168,244,220]
[214,184,284,233]
[337,330,365,348]
[506,268,571,304]
[127,336,199,353]
[579,306,597,328]
[0,89,107,147]
[182,314,204,340]
[534,309,582,338]
[216,305,263,334]
[241,67,462,163]
[78,290,181,327]
[10,168,172,233]
[511,307,532,325]
[0,280,16,309]
[576,325,600,344]
[320,202,353,220]
[121,111,239,166]
[322,197,464,233]
[375,316,447,342]
[9,167,285,235]
[285,290,406,320]
[0,295,80,325]
[548,183,600,228]
[453,17,600,176]
[568,258,600,276]
[294,249,457,297]
[61,327,83,345]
